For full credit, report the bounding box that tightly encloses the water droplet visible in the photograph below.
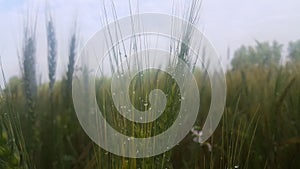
[234,165,239,169]
[181,97,185,100]
[140,117,143,120]
[199,131,203,137]
[144,103,148,107]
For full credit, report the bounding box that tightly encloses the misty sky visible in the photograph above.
[0,0,300,84]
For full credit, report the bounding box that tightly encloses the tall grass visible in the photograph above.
[40,10,58,169]
[0,1,300,169]
[65,26,77,103]
[0,58,32,169]
[3,45,300,169]
[19,16,39,168]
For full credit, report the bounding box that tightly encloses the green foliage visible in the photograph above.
[2,59,300,168]
[231,41,283,69]
[0,100,21,169]
[0,74,32,169]
[1,2,300,168]
[288,40,300,62]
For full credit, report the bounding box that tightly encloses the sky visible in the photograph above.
[0,0,300,84]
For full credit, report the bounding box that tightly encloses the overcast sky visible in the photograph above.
[0,0,300,84]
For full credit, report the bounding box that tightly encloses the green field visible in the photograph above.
[1,1,300,169]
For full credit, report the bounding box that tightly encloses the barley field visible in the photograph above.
[0,1,300,169]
